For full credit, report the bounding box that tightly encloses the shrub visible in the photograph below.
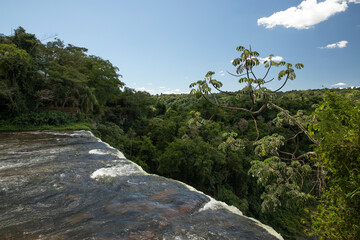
[13,111,72,126]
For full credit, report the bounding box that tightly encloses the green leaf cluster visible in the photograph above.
[0,27,124,119]
[309,92,360,239]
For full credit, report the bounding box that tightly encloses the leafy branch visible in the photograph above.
[190,45,321,211]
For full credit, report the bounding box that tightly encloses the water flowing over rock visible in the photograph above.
[0,131,283,239]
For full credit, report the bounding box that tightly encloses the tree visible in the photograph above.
[309,92,360,239]
[158,137,226,194]
[0,43,31,114]
[85,55,124,106]
[42,39,89,108]
[136,136,158,172]
[190,45,318,212]
[9,26,40,57]
[189,45,360,238]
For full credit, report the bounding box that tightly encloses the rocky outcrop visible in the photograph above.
[0,131,282,239]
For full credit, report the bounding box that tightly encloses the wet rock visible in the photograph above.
[0,131,283,239]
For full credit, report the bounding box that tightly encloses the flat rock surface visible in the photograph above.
[0,131,282,240]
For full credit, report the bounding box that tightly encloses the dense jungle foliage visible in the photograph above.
[1,27,359,239]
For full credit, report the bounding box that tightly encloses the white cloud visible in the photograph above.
[218,70,225,76]
[162,90,190,94]
[137,87,147,91]
[257,0,358,29]
[136,86,188,95]
[331,82,347,87]
[320,40,348,49]
[137,87,154,93]
[259,56,284,63]
[230,56,284,65]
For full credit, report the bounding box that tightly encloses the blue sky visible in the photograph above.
[1,0,359,94]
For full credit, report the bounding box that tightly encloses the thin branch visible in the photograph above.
[250,69,258,80]
[278,151,315,161]
[263,63,272,80]
[269,102,319,144]
[273,75,289,93]
[296,167,304,190]
[292,134,299,156]
[265,78,274,84]
[226,71,247,77]
[203,96,252,113]
[208,106,219,121]
[286,130,303,142]
[199,89,251,112]
[296,152,316,160]
[246,69,256,111]
[211,91,220,106]
[308,181,319,196]
[250,113,260,142]
[252,103,268,115]
[207,100,268,115]
[250,69,265,93]
[278,150,295,156]
[212,85,237,96]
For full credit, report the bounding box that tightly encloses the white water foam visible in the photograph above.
[90,164,145,179]
[201,196,283,239]
[171,179,283,240]
[87,131,127,158]
[87,131,147,179]
[174,233,206,240]
[200,197,283,239]
[199,198,243,215]
[23,130,92,137]
[175,182,244,215]
[88,149,126,159]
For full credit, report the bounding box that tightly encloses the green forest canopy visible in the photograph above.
[1,27,359,240]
